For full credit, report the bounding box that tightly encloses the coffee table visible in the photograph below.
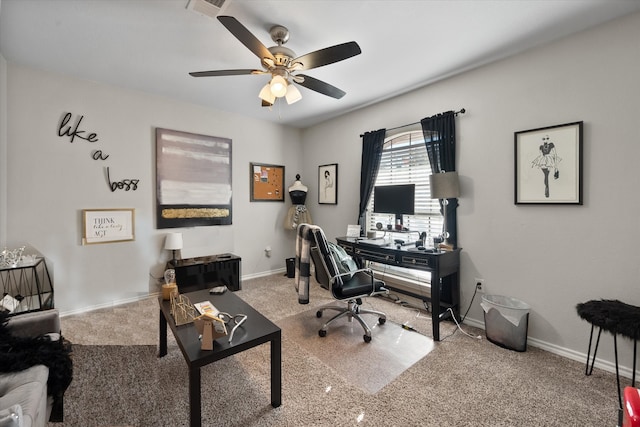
[158,288,281,427]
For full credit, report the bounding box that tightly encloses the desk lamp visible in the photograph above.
[164,232,183,265]
[429,171,460,248]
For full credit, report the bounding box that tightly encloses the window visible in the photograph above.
[366,130,443,238]
[365,130,442,286]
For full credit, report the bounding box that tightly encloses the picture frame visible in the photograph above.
[82,208,135,245]
[250,163,285,202]
[515,121,583,205]
[156,128,232,228]
[318,163,338,205]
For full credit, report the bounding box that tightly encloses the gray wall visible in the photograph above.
[2,11,638,377]
[4,64,302,313]
[302,12,640,375]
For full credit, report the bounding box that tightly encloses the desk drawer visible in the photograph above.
[355,248,395,263]
[338,243,354,255]
[400,255,433,269]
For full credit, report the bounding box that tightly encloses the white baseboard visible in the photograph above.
[464,317,639,380]
[59,268,288,317]
[60,269,638,382]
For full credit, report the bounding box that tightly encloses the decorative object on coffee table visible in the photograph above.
[162,269,178,301]
[169,293,197,326]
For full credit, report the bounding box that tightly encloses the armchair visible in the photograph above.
[308,227,388,342]
[0,309,71,426]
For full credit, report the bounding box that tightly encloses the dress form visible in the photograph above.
[284,174,313,230]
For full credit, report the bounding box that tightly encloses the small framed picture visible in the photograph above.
[318,163,338,205]
[82,208,135,245]
[515,121,583,205]
[250,163,285,202]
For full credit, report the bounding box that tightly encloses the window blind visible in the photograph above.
[366,131,443,239]
[365,130,443,285]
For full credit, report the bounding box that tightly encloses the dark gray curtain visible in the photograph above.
[421,111,458,248]
[358,129,386,231]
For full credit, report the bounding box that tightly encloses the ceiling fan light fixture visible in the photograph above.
[285,84,302,105]
[269,75,288,97]
[258,83,276,104]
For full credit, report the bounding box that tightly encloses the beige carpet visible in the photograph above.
[278,308,435,393]
[53,273,626,426]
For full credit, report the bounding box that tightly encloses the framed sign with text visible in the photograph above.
[82,208,135,245]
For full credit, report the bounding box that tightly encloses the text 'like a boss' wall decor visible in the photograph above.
[57,112,138,244]
[57,112,140,192]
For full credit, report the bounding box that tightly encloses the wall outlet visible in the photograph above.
[475,278,485,292]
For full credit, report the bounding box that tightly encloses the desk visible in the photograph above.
[158,288,281,427]
[336,237,460,341]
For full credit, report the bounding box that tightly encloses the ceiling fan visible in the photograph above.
[189,16,362,107]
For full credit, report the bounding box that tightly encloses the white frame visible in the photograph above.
[82,208,135,245]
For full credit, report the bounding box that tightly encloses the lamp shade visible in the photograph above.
[429,171,460,199]
[269,75,288,97]
[285,84,302,104]
[258,83,276,104]
[164,232,183,250]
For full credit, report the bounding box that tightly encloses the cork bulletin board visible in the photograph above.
[250,163,285,202]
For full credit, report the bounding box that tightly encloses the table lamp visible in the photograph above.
[164,232,183,265]
[429,171,460,248]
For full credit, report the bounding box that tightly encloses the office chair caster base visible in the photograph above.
[363,334,372,343]
[316,310,323,318]
[378,317,386,325]
[319,329,327,337]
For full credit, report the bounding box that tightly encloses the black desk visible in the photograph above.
[336,237,460,341]
[158,288,281,427]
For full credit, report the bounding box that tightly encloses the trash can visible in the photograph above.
[285,257,296,278]
[481,294,530,352]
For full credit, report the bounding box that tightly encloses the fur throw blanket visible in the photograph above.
[576,299,640,340]
[0,311,73,398]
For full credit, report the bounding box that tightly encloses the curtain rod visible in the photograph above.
[360,108,466,138]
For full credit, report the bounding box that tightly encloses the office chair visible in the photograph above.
[308,227,388,342]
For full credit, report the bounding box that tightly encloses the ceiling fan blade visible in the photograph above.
[296,74,346,99]
[292,41,361,71]
[217,16,275,63]
[189,69,262,77]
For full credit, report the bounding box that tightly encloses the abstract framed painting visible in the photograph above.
[515,121,583,205]
[156,128,232,228]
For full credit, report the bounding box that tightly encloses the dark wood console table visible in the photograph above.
[336,237,460,341]
[169,253,241,293]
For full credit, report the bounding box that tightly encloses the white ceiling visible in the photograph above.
[1,0,639,128]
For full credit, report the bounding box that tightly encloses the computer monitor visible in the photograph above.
[373,184,415,223]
